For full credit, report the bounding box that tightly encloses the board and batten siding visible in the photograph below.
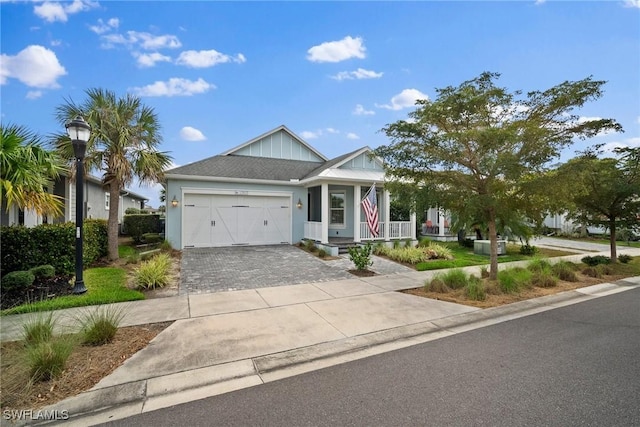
[232,130,324,162]
[338,152,384,171]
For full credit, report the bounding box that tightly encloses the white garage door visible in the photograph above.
[183,193,291,248]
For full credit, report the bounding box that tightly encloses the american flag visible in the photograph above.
[361,184,379,237]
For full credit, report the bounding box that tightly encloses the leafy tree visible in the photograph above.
[0,124,65,217]
[54,88,173,260]
[554,146,640,261]
[375,72,622,279]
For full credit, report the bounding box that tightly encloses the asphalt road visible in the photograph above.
[104,288,640,427]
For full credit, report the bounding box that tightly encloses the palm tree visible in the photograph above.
[54,88,173,260]
[0,123,64,217]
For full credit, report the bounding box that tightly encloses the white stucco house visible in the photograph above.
[164,125,418,252]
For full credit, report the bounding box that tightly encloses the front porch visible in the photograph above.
[301,182,416,246]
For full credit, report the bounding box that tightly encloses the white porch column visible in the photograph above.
[321,183,329,244]
[23,209,40,227]
[410,211,417,241]
[353,184,361,242]
[438,208,445,237]
[383,188,390,241]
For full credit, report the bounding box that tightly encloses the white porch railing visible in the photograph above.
[304,221,413,242]
[360,221,412,241]
[304,221,323,241]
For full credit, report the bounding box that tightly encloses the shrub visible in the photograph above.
[1,271,35,294]
[27,338,75,381]
[373,243,390,256]
[28,265,55,279]
[551,261,578,282]
[480,266,490,279]
[304,239,317,252]
[348,243,373,271]
[79,306,125,346]
[424,277,450,293]
[160,240,173,252]
[581,266,602,278]
[404,239,413,247]
[134,253,172,289]
[527,258,552,274]
[22,312,56,346]
[519,244,538,255]
[460,238,475,248]
[440,269,469,290]
[465,276,486,301]
[531,271,558,288]
[426,243,453,260]
[142,233,163,244]
[123,214,161,244]
[393,240,401,249]
[125,208,141,215]
[596,264,614,275]
[417,238,431,248]
[581,255,611,267]
[618,254,632,264]
[498,267,532,293]
[0,221,107,275]
[317,249,327,258]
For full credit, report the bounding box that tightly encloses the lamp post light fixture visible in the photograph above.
[65,115,91,294]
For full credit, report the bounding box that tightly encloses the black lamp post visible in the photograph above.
[65,115,91,294]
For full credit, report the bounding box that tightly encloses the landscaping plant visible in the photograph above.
[78,305,126,346]
[21,311,56,346]
[464,276,486,301]
[27,338,76,381]
[134,253,172,289]
[348,243,373,271]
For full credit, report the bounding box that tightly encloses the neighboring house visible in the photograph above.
[543,212,606,236]
[164,125,417,251]
[1,173,147,227]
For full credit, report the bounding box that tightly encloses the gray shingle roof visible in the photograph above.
[166,155,323,181]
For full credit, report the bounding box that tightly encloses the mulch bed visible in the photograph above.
[1,275,74,311]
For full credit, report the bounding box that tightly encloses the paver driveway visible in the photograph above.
[180,245,353,294]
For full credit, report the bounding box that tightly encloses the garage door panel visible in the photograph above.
[183,193,292,248]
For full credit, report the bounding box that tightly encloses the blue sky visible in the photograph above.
[2,0,639,208]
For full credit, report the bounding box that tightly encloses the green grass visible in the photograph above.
[2,268,144,315]
[415,243,576,271]
[118,244,138,258]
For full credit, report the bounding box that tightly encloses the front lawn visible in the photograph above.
[415,243,576,271]
[1,268,144,315]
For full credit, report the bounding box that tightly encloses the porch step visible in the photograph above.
[337,243,360,254]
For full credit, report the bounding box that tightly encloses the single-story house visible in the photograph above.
[164,125,418,252]
[1,173,147,227]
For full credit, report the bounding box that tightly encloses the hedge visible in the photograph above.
[0,219,108,276]
[123,214,161,244]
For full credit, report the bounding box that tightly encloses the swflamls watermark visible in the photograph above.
[2,409,69,421]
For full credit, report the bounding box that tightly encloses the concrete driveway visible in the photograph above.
[180,245,354,294]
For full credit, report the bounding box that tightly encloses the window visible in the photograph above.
[330,192,345,226]
[105,193,110,210]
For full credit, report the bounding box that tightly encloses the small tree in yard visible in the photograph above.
[348,243,373,271]
[375,72,622,280]
[555,146,640,262]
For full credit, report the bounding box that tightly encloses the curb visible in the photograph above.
[21,279,638,427]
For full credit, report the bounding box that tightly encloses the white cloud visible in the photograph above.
[50,39,62,46]
[307,36,366,63]
[176,49,246,68]
[134,52,172,68]
[534,0,546,5]
[346,133,360,140]
[353,104,375,116]
[600,137,640,153]
[34,0,97,23]
[331,68,383,81]
[26,90,43,100]
[623,0,640,8]
[376,88,428,111]
[130,78,214,97]
[325,127,339,134]
[1,45,66,88]
[300,130,322,139]
[89,18,120,35]
[101,31,181,50]
[180,126,206,141]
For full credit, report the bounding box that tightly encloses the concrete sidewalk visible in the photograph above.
[2,247,640,426]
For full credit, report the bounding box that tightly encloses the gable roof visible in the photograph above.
[165,154,321,182]
[221,125,328,161]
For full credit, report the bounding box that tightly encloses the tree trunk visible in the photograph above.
[609,220,617,262]
[488,209,499,281]
[107,184,120,261]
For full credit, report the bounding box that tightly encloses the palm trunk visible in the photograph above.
[107,184,120,260]
[488,208,499,281]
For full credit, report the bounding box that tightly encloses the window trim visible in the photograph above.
[329,191,346,228]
